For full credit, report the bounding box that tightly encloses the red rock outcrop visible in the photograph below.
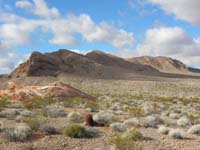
[0,82,95,101]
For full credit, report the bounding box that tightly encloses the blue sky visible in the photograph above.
[0,0,200,73]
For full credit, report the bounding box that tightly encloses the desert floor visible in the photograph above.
[0,75,200,150]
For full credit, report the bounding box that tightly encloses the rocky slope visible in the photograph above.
[128,56,198,74]
[0,81,95,101]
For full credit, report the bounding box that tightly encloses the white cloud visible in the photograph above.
[1,0,135,48]
[0,58,15,73]
[0,53,29,73]
[16,0,32,9]
[0,0,135,73]
[148,0,200,25]
[135,26,200,66]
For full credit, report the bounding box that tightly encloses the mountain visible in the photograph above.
[128,56,198,74]
[10,49,159,78]
[86,50,157,72]
[9,49,200,79]
[11,50,106,78]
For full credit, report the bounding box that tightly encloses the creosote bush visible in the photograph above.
[0,97,10,107]
[109,128,143,150]
[21,117,41,131]
[63,124,96,138]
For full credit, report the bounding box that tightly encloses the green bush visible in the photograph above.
[109,128,144,150]
[63,124,93,138]
[0,97,10,107]
[21,117,41,131]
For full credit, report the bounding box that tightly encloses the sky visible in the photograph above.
[0,0,200,73]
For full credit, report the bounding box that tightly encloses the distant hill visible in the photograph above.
[128,56,198,75]
[9,49,200,79]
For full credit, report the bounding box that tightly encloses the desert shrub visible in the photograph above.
[0,97,10,107]
[43,104,67,118]
[188,124,200,135]
[21,117,41,131]
[93,112,114,125]
[63,124,97,138]
[39,125,59,135]
[177,116,191,127]
[110,122,126,132]
[67,112,82,123]
[123,118,140,128]
[158,126,169,135]
[140,115,163,128]
[3,123,32,141]
[0,109,19,119]
[124,107,144,117]
[20,110,35,117]
[109,128,143,150]
[188,114,199,124]
[168,129,185,139]
[23,97,54,110]
[169,113,181,119]
[109,134,136,150]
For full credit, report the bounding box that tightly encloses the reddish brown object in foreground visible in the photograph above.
[85,113,95,126]
[0,82,95,101]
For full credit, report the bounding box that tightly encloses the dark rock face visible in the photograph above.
[11,50,104,77]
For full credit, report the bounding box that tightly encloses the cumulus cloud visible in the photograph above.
[0,53,29,73]
[13,0,134,47]
[0,0,134,73]
[135,27,200,66]
[148,0,200,25]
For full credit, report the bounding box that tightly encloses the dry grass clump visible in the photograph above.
[93,111,114,125]
[140,115,163,128]
[110,122,126,132]
[20,110,35,117]
[169,113,181,119]
[158,126,169,135]
[123,118,140,128]
[23,97,54,110]
[2,123,32,141]
[188,124,200,135]
[0,109,19,119]
[63,124,98,138]
[67,112,82,123]
[43,104,67,118]
[39,124,59,135]
[177,116,191,127]
[168,129,185,139]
